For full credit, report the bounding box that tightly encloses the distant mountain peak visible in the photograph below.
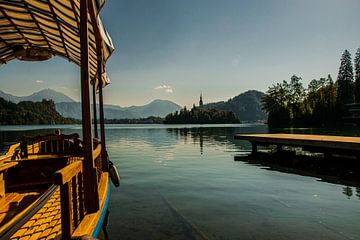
[0,88,75,103]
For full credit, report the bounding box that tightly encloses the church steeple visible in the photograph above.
[199,93,203,107]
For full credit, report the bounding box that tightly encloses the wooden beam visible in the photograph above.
[59,182,72,240]
[55,161,82,185]
[87,0,109,171]
[48,0,71,61]
[92,82,98,138]
[98,77,108,171]
[21,0,55,56]
[69,0,80,29]
[80,0,98,213]
[0,8,32,47]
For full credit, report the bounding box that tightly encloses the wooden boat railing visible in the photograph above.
[55,161,85,239]
[0,133,108,239]
[20,133,81,158]
[54,143,106,239]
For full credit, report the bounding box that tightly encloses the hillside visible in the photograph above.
[202,90,267,122]
[56,99,181,119]
[0,97,79,125]
[0,89,75,103]
[55,102,137,119]
[126,99,181,118]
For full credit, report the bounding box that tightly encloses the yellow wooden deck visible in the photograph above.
[234,133,360,151]
[0,191,42,231]
[1,172,109,240]
[10,189,61,240]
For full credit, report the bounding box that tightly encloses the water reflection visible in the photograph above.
[343,186,360,200]
[1,124,360,239]
[165,124,269,155]
[342,186,353,199]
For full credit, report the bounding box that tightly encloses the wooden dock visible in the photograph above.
[234,134,360,157]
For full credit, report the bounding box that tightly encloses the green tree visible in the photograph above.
[336,50,354,108]
[261,82,291,127]
[354,48,360,103]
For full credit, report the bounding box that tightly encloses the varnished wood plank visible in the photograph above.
[59,182,72,240]
[10,189,61,240]
[0,162,18,197]
[0,162,18,172]
[0,191,41,234]
[93,144,101,160]
[0,143,20,161]
[54,161,82,185]
[234,134,360,151]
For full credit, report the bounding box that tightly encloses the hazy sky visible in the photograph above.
[1,0,360,107]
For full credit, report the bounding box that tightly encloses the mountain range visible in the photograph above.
[0,89,267,121]
[0,89,182,119]
[56,99,181,119]
[0,89,75,103]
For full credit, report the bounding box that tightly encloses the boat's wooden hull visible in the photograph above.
[0,135,112,240]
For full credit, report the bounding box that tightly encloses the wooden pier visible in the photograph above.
[234,134,360,158]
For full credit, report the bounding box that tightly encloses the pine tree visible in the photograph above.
[354,48,360,103]
[336,50,354,108]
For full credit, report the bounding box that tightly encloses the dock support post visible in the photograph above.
[251,142,257,155]
[80,0,99,213]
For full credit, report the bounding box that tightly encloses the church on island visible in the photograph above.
[164,93,240,124]
[192,93,204,110]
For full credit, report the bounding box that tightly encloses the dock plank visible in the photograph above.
[234,134,360,152]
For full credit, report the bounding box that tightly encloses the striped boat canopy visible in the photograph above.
[0,0,114,86]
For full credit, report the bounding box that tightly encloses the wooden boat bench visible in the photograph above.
[20,133,81,158]
[0,162,18,198]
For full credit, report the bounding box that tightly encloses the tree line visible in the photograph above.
[0,97,80,125]
[262,48,360,127]
[164,106,240,124]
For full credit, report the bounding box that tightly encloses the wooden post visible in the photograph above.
[80,0,98,213]
[251,142,257,155]
[60,183,72,240]
[0,172,4,197]
[92,82,98,138]
[98,70,109,171]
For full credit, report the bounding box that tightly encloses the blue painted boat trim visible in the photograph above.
[92,177,110,238]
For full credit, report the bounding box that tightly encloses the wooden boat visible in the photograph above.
[0,0,119,239]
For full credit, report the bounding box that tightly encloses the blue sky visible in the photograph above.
[1,0,360,107]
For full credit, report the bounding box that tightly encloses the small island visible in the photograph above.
[164,94,240,124]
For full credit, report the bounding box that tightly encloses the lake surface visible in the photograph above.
[1,124,360,240]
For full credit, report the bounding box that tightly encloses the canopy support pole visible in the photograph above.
[80,0,99,213]
[98,60,109,171]
[92,82,98,138]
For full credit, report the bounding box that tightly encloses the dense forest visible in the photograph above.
[0,97,79,125]
[262,48,360,127]
[104,116,163,124]
[164,106,240,124]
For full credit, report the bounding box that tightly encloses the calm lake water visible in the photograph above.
[1,124,360,240]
